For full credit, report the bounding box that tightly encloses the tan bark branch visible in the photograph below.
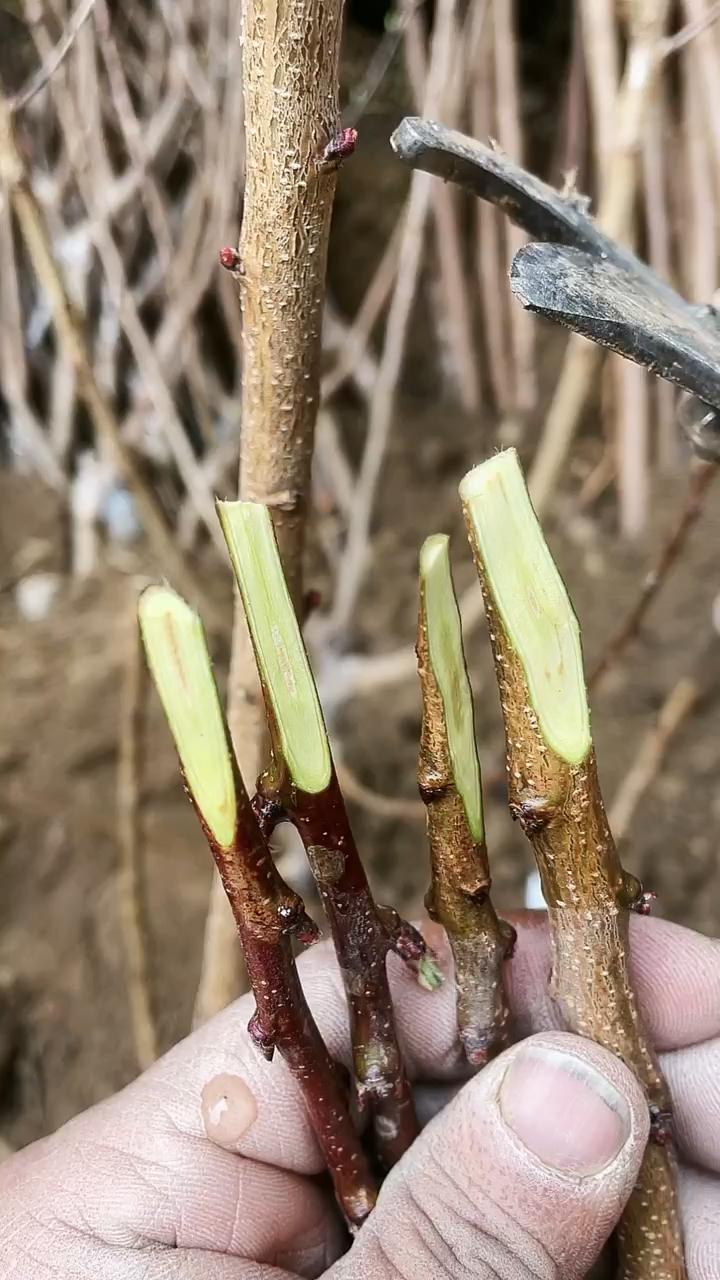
[471,3,513,415]
[197,0,350,1022]
[642,82,678,471]
[666,0,720,54]
[682,34,717,306]
[616,358,650,538]
[402,2,480,412]
[492,0,536,413]
[417,536,514,1064]
[461,450,685,1279]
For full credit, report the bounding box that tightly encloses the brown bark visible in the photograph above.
[463,498,686,1279]
[233,0,345,618]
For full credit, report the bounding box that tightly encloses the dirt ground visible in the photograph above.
[2,24,720,1154]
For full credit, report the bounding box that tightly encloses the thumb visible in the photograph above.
[332,1031,650,1280]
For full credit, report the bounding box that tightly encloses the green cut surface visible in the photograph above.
[218,501,331,794]
[138,586,237,849]
[420,534,484,842]
[459,450,591,766]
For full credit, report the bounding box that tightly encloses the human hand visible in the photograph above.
[1,912,719,1279]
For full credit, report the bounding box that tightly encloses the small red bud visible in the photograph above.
[219,246,241,271]
[320,127,358,169]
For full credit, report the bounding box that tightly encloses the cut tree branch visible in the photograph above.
[460,449,685,1280]
[219,500,441,1169]
[138,585,377,1230]
[417,534,515,1064]
[199,0,351,1022]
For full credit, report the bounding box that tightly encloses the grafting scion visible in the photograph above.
[417,534,515,1064]
[218,500,442,1170]
[138,586,377,1229]
[460,450,685,1279]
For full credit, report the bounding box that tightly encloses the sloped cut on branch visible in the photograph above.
[460,450,685,1280]
[417,534,514,1065]
[139,586,377,1230]
[219,500,441,1171]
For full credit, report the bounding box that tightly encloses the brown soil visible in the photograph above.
[2,30,720,1153]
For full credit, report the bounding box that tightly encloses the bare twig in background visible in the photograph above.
[579,0,619,179]
[609,677,698,841]
[471,3,512,415]
[492,0,536,413]
[667,0,720,57]
[323,304,379,406]
[117,596,157,1073]
[313,406,355,521]
[575,448,616,508]
[12,0,245,561]
[671,0,717,199]
[402,0,479,411]
[527,0,672,518]
[642,79,678,471]
[0,89,219,621]
[682,35,717,308]
[552,7,587,185]
[0,191,67,491]
[342,11,406,128]
[193,862,246,1029]
[321,212,404,402]
[10,0,96,113]
[588,461,718,689]
[336,760,425,821]
[579,0,651,538]
[616,359,650,537]
[328,0,457,637]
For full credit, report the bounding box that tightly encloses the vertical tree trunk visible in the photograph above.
[195,0,348,1021]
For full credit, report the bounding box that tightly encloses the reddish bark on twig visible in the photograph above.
[193,760,378,1229]
[256,766,440,1169]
